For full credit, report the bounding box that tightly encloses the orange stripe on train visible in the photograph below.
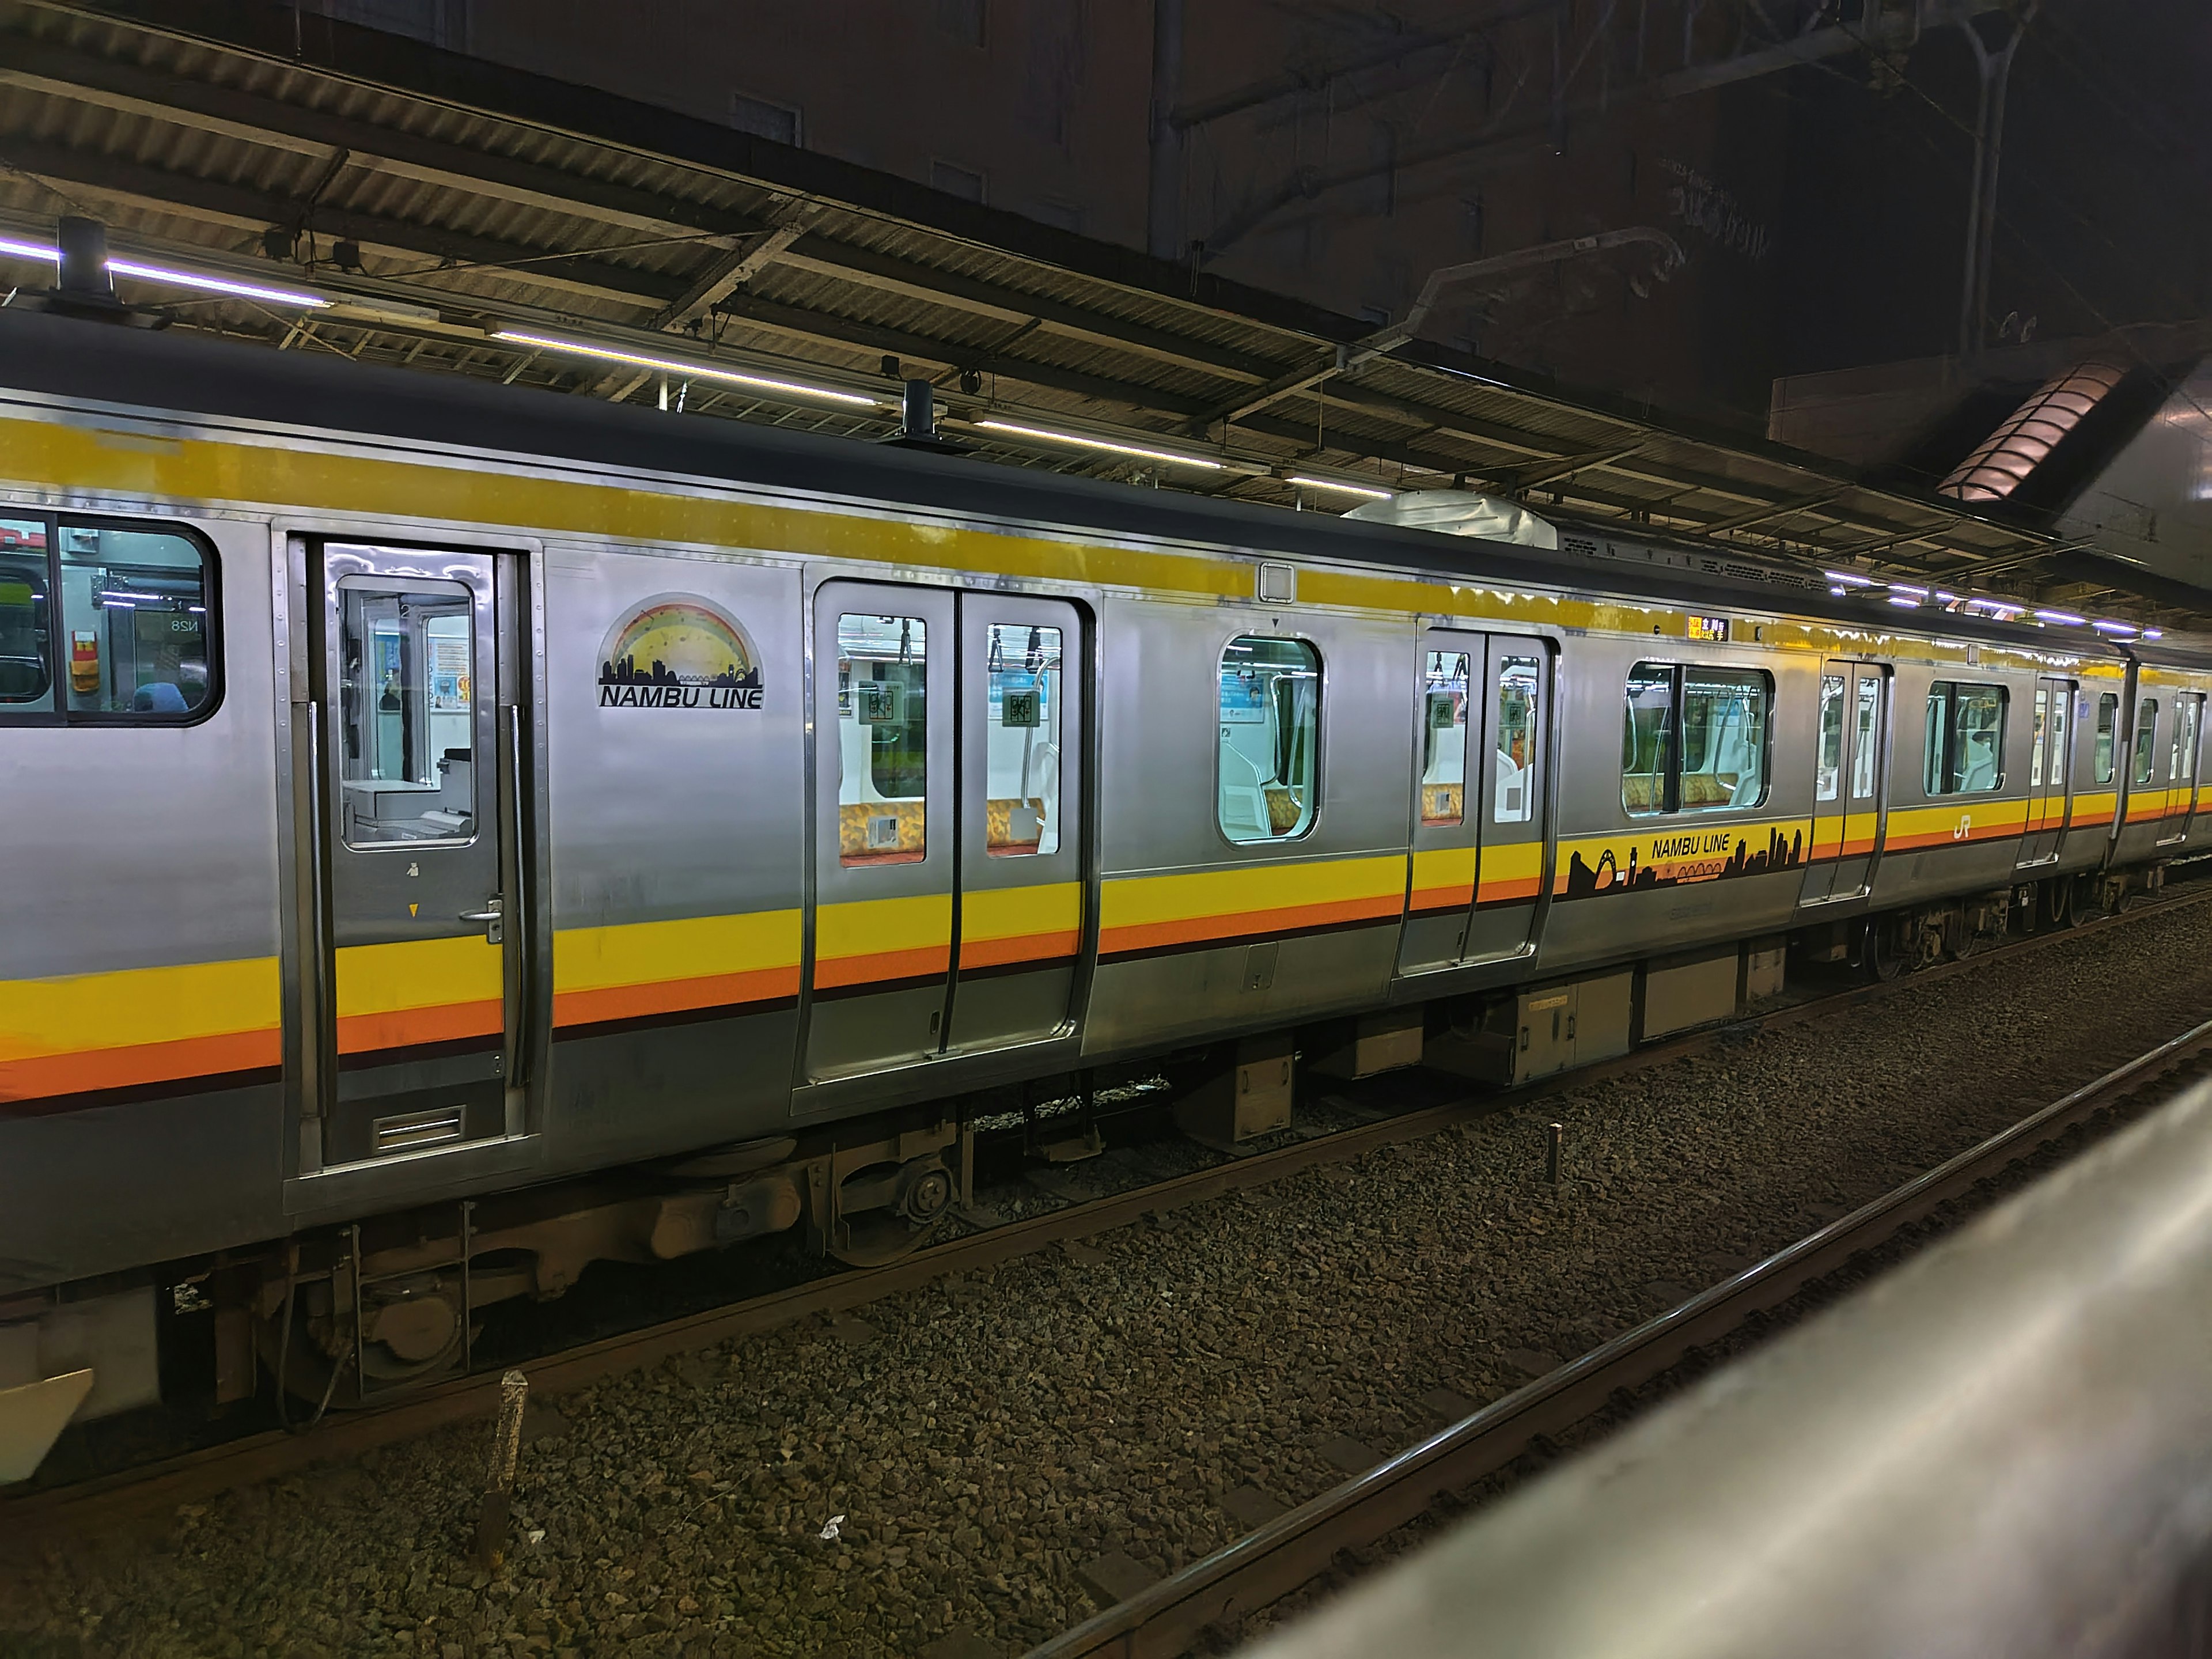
[960,930,1081,971]
[0,1027,281,1102]
[336,999,503,1055]
[552,964,802,1028]
[813,942,953,990]
[1100,892,1400,957]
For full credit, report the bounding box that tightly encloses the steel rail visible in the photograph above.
[6,884,2206,1540]
[1025,1013,2212,1659]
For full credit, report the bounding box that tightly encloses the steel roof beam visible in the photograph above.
[775,238,1282,382]
[0,35,764,243]
[708,290,1223,417]
[0,136,686,308]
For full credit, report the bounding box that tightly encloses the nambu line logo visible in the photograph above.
[597,593,765,709]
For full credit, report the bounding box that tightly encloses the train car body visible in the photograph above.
[1,310,2206,1476]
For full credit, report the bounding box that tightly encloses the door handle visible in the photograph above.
[460,897,504,944]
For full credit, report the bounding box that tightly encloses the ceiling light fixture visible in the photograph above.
[2033,608,2086,626]
[1823,570,1876,587]
[105,257,330,309]
[493,328,880,408]
[1287,475,1393,501]
[0,236,56,264]
[2090,619,2138,635]
[974,418,1226,470]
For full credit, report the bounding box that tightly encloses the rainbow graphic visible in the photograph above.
[597,594,762,694]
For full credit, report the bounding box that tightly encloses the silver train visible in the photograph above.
[1,310,2206,1476]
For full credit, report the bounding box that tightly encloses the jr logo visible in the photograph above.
[1952,813,1973,842]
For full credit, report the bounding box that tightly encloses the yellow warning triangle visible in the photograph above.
[409,902,419,918]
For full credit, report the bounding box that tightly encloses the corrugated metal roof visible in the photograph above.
[0,0,2187,623]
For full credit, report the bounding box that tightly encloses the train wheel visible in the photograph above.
[1864,918,1906,982]
[2042,877,2076,930]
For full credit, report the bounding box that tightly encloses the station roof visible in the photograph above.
[0,0,2193,628]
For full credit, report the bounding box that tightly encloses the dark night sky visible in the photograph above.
[1774,0,2212,376]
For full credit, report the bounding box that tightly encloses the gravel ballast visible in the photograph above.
[12,895,2212,1659]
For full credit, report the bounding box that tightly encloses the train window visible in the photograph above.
[836,613,927,865]
[0,517,51,709]
[983,622,1062,857]
[55,522,213,719]
[1419,649,1469,827]
[1622,662,1771,815]
[1218,635,1319,843]
[1679,668,1769,811]
[2133,699,2160,788]
[2095,692,2119,784]
[2169,695,2202,786]
[336,577,477,849]
[2030,685,2048,788]
[1620,662,1674,815]
[1816,675,1846,802]
[1851,676,1881,799]
[1494,654,1540,824]
[1923,681,2006,796]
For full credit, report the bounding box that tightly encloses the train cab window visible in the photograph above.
[835,613,928,865]
[2094,692,2119,784]
[56,523,213,718]
[337,578,476,848]
[1218,635,1319,843]
[1419,649,1469,827]
[983,622,1062,856]
[1924,681,2006,796]
[0,517,50,709]
[1816,675,1846,801]
[1852,676,1881,799]
[1622,662,1771,815]
[1494,654,1540,824]
[2133,699,2160,788]
[2169,695,2202,786]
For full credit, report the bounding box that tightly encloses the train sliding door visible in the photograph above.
[302,541,528,1168]
[2018,675,2075,866]
[1399,632,1481,974]
[1800,661,1888,906]
[806,581,1084,1082]
[808,584,957,1080]
[1397,632,1549,975]
[949,596,1084,1050]
[1464,641,1550,963]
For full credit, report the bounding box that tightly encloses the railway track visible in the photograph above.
[1025,998,2212,1658]
[7,880,2209,1547]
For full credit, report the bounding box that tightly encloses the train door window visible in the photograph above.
[1816,674,1846,801]
[0,517,50,710]
[56,522,213,718]
[1218,635,1320,843]
[2094,692,2119,783]
[1851,676,1881,798]
[1925,682,2006,796]
[1494,653,1540,824]
[336,578,476,848]
[983,621,1062,856]
[1419,649,1469,827]
[2169,695,2202,786]
[836,613,928,865]
[2048,685,2069,789]
[2133,699,2160,787]
[2030,685,2048,788]
[1679,668,1769,810]
[1621,662,1674,815]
